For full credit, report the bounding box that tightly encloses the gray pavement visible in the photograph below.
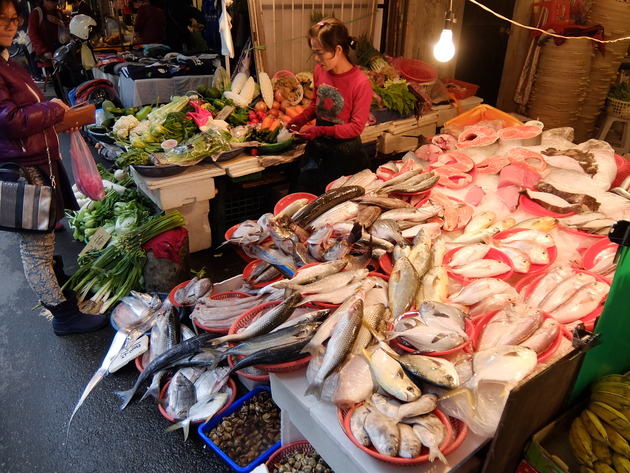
[0,127,249,472]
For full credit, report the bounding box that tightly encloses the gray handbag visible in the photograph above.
[0,143,57,233]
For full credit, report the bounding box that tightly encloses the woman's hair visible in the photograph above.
[308,17,357,64]
[0,0,20,16]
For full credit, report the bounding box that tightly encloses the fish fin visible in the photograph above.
[164,419,190,441]
[304,380,323,400]
[115,388,136,410]
[430,447,448,465]
[438,386,477,416]
[208,352,226,370]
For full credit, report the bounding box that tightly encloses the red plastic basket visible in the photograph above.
[400,59,438,84]
[158,376,238,423]
[338,405,452,465]
[389,311,476,356]
[265,441,320,470]
[441,78,480,100]
[193,291,254,334]
[227,301,317,374]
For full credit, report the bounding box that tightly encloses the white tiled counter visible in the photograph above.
[269,371,488,473]
[131,163,225,252]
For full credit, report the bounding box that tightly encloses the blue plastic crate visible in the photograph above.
[198,386,281,472]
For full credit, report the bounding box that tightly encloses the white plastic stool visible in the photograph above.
[596,114,630,155]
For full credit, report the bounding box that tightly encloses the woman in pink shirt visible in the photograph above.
[288,17,372,195]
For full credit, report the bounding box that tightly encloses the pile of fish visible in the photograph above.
[69,121,628,463]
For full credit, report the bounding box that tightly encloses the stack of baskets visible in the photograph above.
[573,0,630,141]
[526,38,594,131]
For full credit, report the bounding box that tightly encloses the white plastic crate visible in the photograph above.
[131,163,225,210]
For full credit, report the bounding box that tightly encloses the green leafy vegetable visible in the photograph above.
[608,83,630,102]
[372,79,416,115]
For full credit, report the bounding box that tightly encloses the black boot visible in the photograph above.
[43,291,109,336]
[52,255,70,287]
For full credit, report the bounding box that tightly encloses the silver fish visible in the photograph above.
[378,204,443,223]
[364,347,422,402]
[450,259,512,278]
[497,240,549,265]
[370,219,410,248]
[418,266,449,304]
[398,423,422,458]
[305,299,363,400]
[290,268,368,295]
[497,229,555,247]
[410,414,447,463]
[448,278,515,305]
[276,198,309,220]
[364,410,400,457]
[165,392,229,440]
[551,281,609,324]
[370,392,402,419]
[163,371,196,420]
[308,200,361,231]
[385,324,466,354]
[539,272,596,313]
[495,245,531,273]
[419,300,467,335]
[468,290,519,318]
[389,256,420,320]
[519,318,561,354]
[448,243,491,266]
[476,303,544,351]
[350,404,372,446]
[525,265,575,308]
[332,354,375,410]
[397,393,439,421]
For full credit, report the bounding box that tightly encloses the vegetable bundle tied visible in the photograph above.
[64,212,186,314]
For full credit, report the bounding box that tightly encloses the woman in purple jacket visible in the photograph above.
[0,0,107,335]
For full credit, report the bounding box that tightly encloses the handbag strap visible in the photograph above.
[43,131,56,189]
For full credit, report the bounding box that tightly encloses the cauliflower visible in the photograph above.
[112,115,140,140]
[129,121,150,142]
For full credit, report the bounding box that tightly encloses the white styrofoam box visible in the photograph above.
[212,274,246,293]
[280,409,307,445]
[269,371,486,473]
[131,163,225,210]
[169,200,211,253]
[236,374,269,391]
[376,113,439,155]
[433,96,484,127]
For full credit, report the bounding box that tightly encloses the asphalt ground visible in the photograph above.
[0,79,253,473]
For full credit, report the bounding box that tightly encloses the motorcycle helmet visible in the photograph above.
[69,14,97,40]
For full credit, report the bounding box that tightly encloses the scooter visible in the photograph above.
[52,14,121,108]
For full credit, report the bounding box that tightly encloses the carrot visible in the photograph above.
[281,115,291,124]
[294,105,304,114]
[261,115,275,130]
[284,107,299,119]
[268,119,281,131]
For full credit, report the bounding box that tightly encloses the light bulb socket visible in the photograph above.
[444,10,455,29]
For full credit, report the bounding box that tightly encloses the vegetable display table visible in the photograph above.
[130,163,225,252]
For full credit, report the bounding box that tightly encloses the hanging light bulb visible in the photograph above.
[433,8,456,62]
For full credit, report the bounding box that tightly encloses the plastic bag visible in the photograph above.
[69,130,105,201]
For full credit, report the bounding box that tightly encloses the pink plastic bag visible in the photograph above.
[69,130,105,201]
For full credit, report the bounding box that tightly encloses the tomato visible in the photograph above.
[280,100,292,112]
[271,100,281,110]
[267,108,280,118]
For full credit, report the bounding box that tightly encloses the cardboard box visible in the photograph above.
[524,402,585,473]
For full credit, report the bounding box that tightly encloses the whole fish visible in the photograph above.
[293,186,365,226]
[370,220,410,248]
[378,204,443,223]
[497,240,549,265]
[369,392,402,418]
[266,216,300,254]
[550,281,609,323]
[450,218,516,244]
[495,246,531,273]
[382,173,440,194]
[351,303,386,355]
[470,345,538,388]
[355,205,382,228]
[165,392,229,440]
[363,409,400,457]
[418,300,467,335]
[418,265,449,304]
[498,229,555,247]
[308,200,361,231]
[358,195,414,210]
[399,354,460,389]
[210,318,325,369]
[162,371,197,420]
[344,168,378,188]
[515,216,558,232]
[116,332,217,409]
[275,259,348,287]
[468,290,519,318]
[209,291,302,346]
[519,318,561,354]
[525,265,575,307]
[305,299,363,400]
[228,336,314,374]
[288,268,368,295]
[448,243,491,266]
[276,197,310,220]
[410,414,448,464]
[397,393,439,421]
[450,259,512,278]
[407,240,431,279]
[448,278,515,305]
[476,303,544,350]
[363,347,422,402]
[242,243,298,278]
[299,279,370,306]
[385,323,466,354]
[332,353,375,410]
[463,210,496,234]
[398,423,423,458]
[539,272,596,313]
[350,404,373,446]
[389,256,420,320]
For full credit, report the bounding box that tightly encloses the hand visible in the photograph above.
[44,51,53,60]
[298,126,329,141]
[287,114,309,132]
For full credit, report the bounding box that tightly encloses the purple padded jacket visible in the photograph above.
[0,54,65,167]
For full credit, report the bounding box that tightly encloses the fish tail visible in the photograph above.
[164,419,191,440]
[139,384,159,402]
[115,388,136,410]
[209,353,225,370]
[304,380,323,400]
[430,447,448,465]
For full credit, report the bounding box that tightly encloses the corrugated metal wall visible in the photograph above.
[247,0,378,74]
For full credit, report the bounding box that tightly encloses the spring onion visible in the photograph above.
[64,211,186,314]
